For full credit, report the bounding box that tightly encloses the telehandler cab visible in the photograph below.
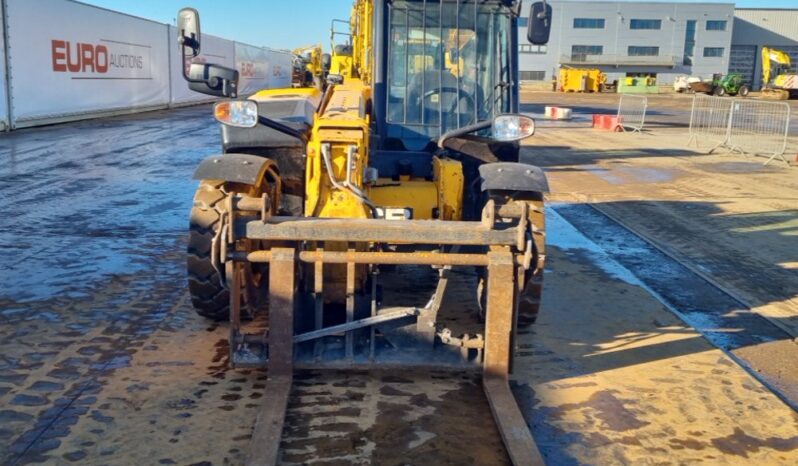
[179,1,552,464]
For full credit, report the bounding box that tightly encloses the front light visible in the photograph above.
[492,114,536,142]
[214,100,258,128]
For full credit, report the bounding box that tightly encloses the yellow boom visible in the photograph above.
[761,46,796,100]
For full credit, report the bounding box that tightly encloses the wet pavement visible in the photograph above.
[0,106,215,302]
[0,99,798,465]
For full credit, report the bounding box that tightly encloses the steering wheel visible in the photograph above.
[422,86,476,121]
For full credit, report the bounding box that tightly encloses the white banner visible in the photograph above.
[0,6,8,131]
[169,25,235,105]
[235,42,271,96]
[268,49,293,89]
[6,0,170,126]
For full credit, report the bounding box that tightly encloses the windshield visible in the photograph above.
[386,0,512,141]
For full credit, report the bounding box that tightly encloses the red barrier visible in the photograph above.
[592,114,623,132]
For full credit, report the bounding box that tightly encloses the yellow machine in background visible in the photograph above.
[761,46,797,100]
[291,44,326,88]
[558,68,606,92]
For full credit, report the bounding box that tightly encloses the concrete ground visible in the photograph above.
[0,93,797,465]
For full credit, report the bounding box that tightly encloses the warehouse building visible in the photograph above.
[730,9,798,89]
[518,1,736,85]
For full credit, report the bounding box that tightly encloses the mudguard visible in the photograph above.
[193,153,276,186]
[479,162,549,193]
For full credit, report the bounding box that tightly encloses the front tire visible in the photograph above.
[477,196,546,328]
[187,180,231,321]
[517,198,545,327]
[187,179,267,321]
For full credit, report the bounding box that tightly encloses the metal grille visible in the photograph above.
[687,94,791,165]
[616,94,647,133]
[386,0,512,141]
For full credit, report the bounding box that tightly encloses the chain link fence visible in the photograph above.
[687,94,791,165]
[617,94,648,133]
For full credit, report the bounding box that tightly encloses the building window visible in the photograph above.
[573,18,605,29]
[683,20,696,65]
[518,17,528,28]
[626,72,657,79]
[520,71,546,81]
[571,45,603,61]
[628,46,660,56]
[520,44,548,54]
[706,20,727,31]
[630,19,662,30]
[703,47,725,57]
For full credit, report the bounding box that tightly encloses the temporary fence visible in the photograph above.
[687,94,791,165]
[727,100,791,165]
[0,0,292,130]
[616,94,647,133]
[686,94,734,152]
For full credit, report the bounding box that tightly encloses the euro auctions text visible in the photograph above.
[51,40,146,74]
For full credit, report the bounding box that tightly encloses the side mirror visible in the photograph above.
[527,2,552,46]
[177,8,201,57]
[321,53,332,72]
[189,63,239,98]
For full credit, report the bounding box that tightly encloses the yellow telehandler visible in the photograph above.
[177,1,553,464]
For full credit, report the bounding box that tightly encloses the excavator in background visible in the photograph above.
[761,46,798,100]
[177,0,553,464]
[291,44,328,89]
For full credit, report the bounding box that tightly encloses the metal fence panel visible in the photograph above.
[687,94,791,165]
[617,94,647,132]
[727,99,791,165]
[687,94,734,151]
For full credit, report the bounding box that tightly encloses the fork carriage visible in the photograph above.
[218,186,546,465]
[222,189,544,372]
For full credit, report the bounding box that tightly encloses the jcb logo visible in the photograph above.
[51,40,109,73]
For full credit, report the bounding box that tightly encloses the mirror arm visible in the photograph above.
[179,35,206,85]
[537,0,549,20]
[220,79,237,99]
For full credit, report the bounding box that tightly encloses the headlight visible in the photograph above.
[492,114,536,141]
[214,100,258,128]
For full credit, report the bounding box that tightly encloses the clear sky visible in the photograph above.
[80,0,798,50]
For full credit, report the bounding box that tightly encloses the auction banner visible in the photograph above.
[268,49,293,89]
[6,0,170,126]
[169,25,236,105]
[235,42,271,96]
